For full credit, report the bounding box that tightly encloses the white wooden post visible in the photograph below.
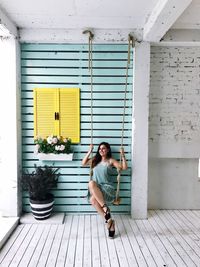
[131,42,150,219]
[0,36,21,217]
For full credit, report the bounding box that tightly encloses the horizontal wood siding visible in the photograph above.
[21,44,133,214]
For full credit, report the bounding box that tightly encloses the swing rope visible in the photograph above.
[83,31,135,205]
[113,34,135,205]
[83,30,94,179]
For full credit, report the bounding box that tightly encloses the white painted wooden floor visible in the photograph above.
[1,210,200,266]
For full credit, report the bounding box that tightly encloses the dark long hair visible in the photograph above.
[92,142,112,168]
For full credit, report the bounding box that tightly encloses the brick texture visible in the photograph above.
[149,46,200,144]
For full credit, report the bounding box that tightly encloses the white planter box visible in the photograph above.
[37,153,73,161]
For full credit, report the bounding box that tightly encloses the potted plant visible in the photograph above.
[34,135,73,161]
[21,165,60,220]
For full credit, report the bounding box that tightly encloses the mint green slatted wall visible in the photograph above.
[21,44,133,214]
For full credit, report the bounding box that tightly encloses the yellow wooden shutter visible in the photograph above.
[34,88,59,138]
[59,88,80,143]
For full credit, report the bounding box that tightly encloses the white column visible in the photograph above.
[131,42,150,219]
[0,36,21,217]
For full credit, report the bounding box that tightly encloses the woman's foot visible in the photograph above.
[107,219,115,238]
[102,204,111,223]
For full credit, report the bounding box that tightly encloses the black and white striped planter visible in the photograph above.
[30,193,54,220]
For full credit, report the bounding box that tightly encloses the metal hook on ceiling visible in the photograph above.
[128,34,136,48]
[82,29,94,40]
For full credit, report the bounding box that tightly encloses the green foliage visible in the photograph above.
[21,165,60,200]
[34,135,72,154]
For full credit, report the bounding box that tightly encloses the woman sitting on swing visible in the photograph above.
[82,142,128,238]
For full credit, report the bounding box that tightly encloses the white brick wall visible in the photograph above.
[149,46,200,157]
[148,46,200,209]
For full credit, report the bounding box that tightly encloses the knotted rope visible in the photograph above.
[83,30,94,179]
[113,34,135,205]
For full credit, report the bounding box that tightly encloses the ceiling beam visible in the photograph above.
[0,7,18,37]
[143,0,192,42]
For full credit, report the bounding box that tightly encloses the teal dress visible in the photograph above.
[88,160,116,203]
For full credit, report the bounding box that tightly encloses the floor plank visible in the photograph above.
[0,224,24,263]
[116,215,138,266]
[56,215,73,267]
[1,211,200,266]
[37,225,58,267]
[166,210,200,265]
[74,215,84,267]
[91,215,101,267]
[28,224,51,267]
[97,215,111,267]
[104,217,119,267]
[83,215,92,267]
[121,215,148,266]
[128,216,157,266]
[46,224,65,267]
[18,224,45,267]
[9,224,38,267]
[113,217,129,267]
[0,224,32,267]
[148,210,188,266]
[157,210,197,266]
[135,219,166,266]
[65,215,79,267]
[142,217,176,266]
[154,210,196,267]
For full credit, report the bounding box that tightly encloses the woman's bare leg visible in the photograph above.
[88,180,109,215]
[89,181,115,234]
[90,195,115,233]
[88,180,105,207]
[90,196,104,218]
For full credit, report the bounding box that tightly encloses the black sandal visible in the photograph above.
[102,204,111,223]
[107,219,115,238]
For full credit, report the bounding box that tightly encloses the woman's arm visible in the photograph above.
[82,144,93,166]
[111,147,128,170]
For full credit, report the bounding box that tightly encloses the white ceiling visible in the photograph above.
[0,0,199,43]
[172,0,200,29]
[0,0,160,29]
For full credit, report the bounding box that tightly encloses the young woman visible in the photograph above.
[82,142,128,238]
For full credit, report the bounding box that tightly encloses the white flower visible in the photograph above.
[55,145,60,151]
[52,137,58,144]
[60,145,65,151]
[47,136,53,144]
[63,138,68,143]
